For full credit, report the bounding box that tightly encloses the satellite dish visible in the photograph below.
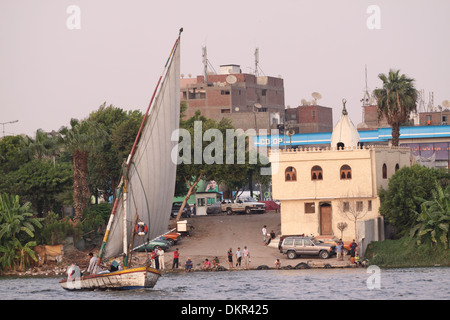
[286,129,295,137]
[226,75,237,84]
[443,100,450,108]
[254,103,262,109]
[312,92,322,100]
[235,107,240,112]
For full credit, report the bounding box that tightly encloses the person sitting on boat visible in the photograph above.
[87,253,100,275]
[67,263,81,280]
[185,258,193,272]
[110,260,120,272]
[202,258,211,270]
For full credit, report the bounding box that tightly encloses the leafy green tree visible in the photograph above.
[89,104,143,202]
[0,194,42,270]
[58,118,107,221]
[0,159,72,215]
[0,135,29,174]
[20,129,59,162]
[410,183,450,248]
[379,165,450,236]
[373,69,418,146]
[174,109,234,221]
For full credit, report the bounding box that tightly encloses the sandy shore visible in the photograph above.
[161,211,353,271]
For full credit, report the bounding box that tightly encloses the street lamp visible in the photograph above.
[1,120,19,137]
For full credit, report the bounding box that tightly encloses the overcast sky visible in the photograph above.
[1,0,449,137]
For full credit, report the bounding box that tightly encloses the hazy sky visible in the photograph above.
[1,0,449,137]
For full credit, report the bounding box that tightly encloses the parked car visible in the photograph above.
[280,236,336,259]
[135,240,170,252]
[206,201,222,215]
[171,202,192,218]
[221,197,266,215]
[314,235,351,255]
[161,232,182,245]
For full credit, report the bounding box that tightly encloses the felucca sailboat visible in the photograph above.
[60,28,182,290]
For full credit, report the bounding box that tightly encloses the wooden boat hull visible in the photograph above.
[59,266,161,290]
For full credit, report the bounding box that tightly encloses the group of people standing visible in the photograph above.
[150,247,165,270]
[227,246,251,269]
[336,239,360,266]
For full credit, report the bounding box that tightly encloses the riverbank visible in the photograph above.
[365,236,450,268]
[3,211,446,278]
[0,211,356,277]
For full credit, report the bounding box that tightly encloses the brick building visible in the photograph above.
[180,65,285,132]
[285,105,333,134]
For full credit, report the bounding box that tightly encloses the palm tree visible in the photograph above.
[373,69,418,146]
[21,129,59,165]
[58,119,106,221]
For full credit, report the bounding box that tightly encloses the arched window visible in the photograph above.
[311,165,323,181]
[382,163,387,179]
[337,142,345,150]
[340,165,352,180]
[285,166,297,181]
[395,163,400,172]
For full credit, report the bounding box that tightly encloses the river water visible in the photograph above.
[1,267,449,300]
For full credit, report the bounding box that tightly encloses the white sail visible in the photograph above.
[102,39,181,260]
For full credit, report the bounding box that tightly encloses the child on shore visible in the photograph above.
[275,259,281,269]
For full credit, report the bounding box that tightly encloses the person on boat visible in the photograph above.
[87,253,100,275]
[67,263,81,280]
[110,260,120,272]
[185,258,193,272]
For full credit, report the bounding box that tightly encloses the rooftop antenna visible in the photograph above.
[202,46,217,82]
[428,92,435,111]
[254,47,265,77]
[360,65,371,107]
[202,46,208,81]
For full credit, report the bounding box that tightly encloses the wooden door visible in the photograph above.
[320,204,332,235]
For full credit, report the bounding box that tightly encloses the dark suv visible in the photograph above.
[171,202,192,218]
[280,236,336,259]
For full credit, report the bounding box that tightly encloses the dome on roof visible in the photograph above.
[330,99,360,149]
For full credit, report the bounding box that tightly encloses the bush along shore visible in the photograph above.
[365,236,450,268]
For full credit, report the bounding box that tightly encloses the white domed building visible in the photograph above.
[270,99,411,255]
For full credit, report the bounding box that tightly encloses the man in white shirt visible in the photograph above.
[262,225,267,244]
[158,248,165,270]
[87,252,99,275]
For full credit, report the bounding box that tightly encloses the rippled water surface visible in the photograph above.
[1,267,449,300]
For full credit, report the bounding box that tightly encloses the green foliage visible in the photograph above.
[0,159,72,215]
[36,212,81,246]
[373,69,418,146]
[0,194,42,270]
[410,183,450,248]
[81,203,112,234]
[0,135,30,174]
[379,165,450,236]
[365,236,450,267]
[88,103,143,202]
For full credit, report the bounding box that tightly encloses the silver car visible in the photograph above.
[280,236,336,259]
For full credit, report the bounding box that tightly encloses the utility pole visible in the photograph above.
[1,120,19,137]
